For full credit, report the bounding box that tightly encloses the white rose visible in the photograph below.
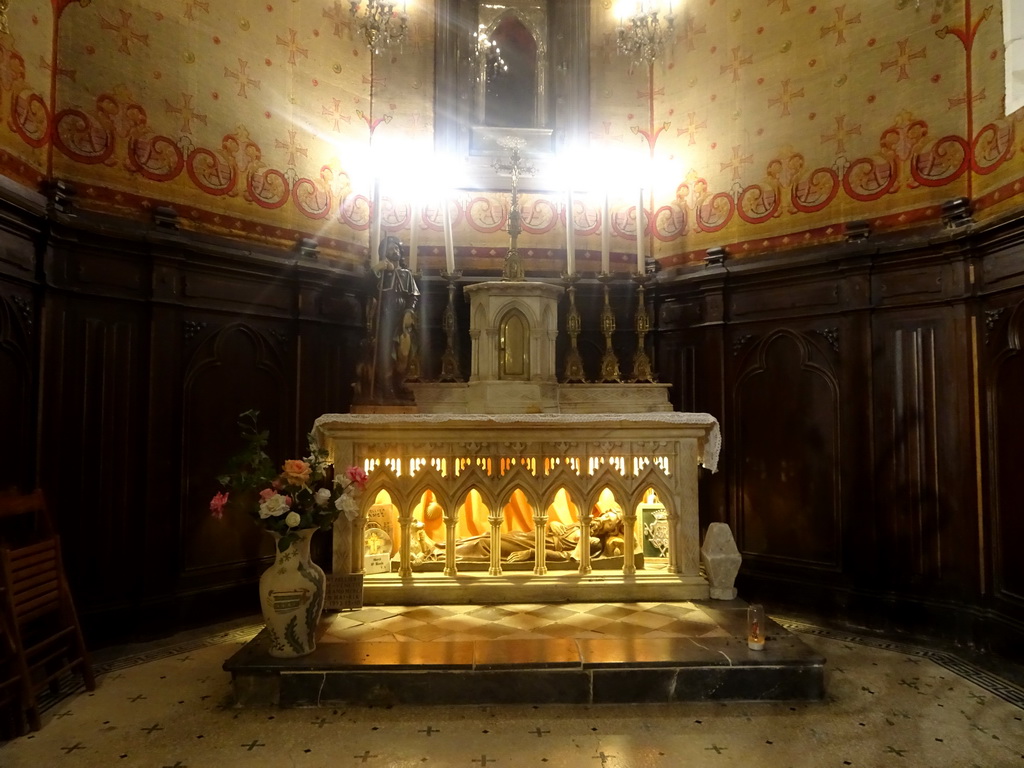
[335,474,353,491]
[258,494,290,519]
[315,488,332,507]
[335,493,359,521]
[284,511,301,528]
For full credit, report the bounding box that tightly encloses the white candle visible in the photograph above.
[443,196,455,274]
[371,177,382,265]
[601,191,611,274]
[636,187,645,274]
[408,198,419,273]
[565,189,575,275]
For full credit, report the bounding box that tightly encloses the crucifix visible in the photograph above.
[492,137,535,282]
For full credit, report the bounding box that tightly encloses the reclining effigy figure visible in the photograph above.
[412,508,626,563]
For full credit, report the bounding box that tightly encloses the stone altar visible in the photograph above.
[315,411,720,604]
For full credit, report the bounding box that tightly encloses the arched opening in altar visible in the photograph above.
[498,309,530,380]
[360,480,666,574]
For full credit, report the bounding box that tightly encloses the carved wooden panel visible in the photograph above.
[732,329,842,569]
[180,322,292,577]
[870,309,973,591]
[0,291,34,489]
[988,300,1024,605]
[37,295,148,615]
[730,281,841,319]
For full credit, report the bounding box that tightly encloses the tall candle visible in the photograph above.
[371,177,382,265]
[565,189,576,275]
[636,187,645,274]
[601,191,611,274]
[443,196,455,274]
[407,198,419,273]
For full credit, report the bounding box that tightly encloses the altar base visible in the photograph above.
[224,600,825,707]
[357,570,710,605]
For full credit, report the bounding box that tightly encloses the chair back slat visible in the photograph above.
[0,491,94,732]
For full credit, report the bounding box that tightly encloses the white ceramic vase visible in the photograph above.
[259,528,326,658]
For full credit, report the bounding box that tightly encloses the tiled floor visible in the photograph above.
[320,601,733,643]
[1,608,1023,768]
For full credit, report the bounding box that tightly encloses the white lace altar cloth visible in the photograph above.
[314,412,720,473]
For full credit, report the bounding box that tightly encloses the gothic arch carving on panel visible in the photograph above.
[476,6,548,129]
[498,307,530,379]
[732,329,843,569]
[986,299,1024,602]
[181,323,291,573]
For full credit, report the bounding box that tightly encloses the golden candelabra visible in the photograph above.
[616,2,675,71]
[562,274,586,383]
[597,273,622,383]
[438,270,462,382]
[349,0,409,55]
[631,274,655,383]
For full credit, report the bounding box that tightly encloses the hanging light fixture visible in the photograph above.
[473,23,509,82]
[349,0,409,55]
[615,1,675,71]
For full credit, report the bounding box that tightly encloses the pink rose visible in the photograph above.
[209,491,229,519]
[282,459,312,486]
[346,465,368,490]
[259,488,277,501]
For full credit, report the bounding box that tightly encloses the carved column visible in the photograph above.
[621,500,637,576]
[532,509,549,576]
[577,512,593,576]
[397,503,415,578]
[444,503,460,577]
[488,508,505,576]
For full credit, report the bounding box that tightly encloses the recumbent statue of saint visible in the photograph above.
[409,508,627,564]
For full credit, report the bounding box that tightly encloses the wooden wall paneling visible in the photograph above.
[0,287,36,490]
[729,324,844,572]
[869,304,978,601]
[178,319,294,591]
[986,297,1024,611]
[36,291,150,630]
[295,270,365,436]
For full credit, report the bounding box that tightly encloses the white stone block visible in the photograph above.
[700,522,741,600]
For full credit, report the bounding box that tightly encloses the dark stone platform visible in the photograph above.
[224,602,825,707]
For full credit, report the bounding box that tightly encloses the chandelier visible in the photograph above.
[473,23,508,82]
[615,2,675,70]
[349,0,409,55]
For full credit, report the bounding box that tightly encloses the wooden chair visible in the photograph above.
[0,490,95,732]
[0,616,26,738]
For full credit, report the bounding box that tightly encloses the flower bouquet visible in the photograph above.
[209,410,367,657]
[209,410,367,553]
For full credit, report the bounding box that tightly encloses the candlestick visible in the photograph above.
[371,177,382,265]
[407,199,419,273]
[601,192,611,274]
[636,187,645,274]
[565,189,576,276]
[443,197,455,274]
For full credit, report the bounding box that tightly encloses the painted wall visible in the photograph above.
[1,1,1022,269]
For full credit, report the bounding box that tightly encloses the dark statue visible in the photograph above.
[355,236,419,404]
